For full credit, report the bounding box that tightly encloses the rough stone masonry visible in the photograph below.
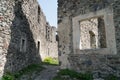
[58,0,120,78]
[0,0,58,77]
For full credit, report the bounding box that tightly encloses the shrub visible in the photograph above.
[14,64,44,78]
[105,74,118,80]
[43,57,58,65]
[2,72,14,80]
[2,64,44,80]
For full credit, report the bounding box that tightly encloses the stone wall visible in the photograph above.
[80,18,99,49]
[0,0,13,77]
[58,0,120,78]
[0,0,58,77]
[46,24,58,58]
[113,0,120,54]
[68,53,120,78]
[49,27,58,58]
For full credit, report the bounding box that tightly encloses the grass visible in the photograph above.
[43,57,59,65]
[53,69,93,80]
[53,69,119,80]
[104,74,118,80]
[1,57,58,80]
[2,72,14,80]
[2,64,44,80]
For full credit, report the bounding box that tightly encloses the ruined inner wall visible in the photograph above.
[0,0,58,77]
[23,0,58,60]
[0,0,44,75]
[0,0,13,77]
[58,0,120,78]
[48,27,58,58]
[46,24,58,58]
[113,1,120,55]
[80,18,99,49]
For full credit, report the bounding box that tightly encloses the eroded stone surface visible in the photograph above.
[0,0,58,77]
[58,0,120,78]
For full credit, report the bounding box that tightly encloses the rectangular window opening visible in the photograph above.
[79,17,107,50]
[20,38,26,52]
[38,6,40,23]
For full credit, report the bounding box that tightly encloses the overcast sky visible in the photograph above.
[38,0,57,27]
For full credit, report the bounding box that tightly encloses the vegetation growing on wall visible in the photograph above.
[2,64,44,80]
[43,57,59,65]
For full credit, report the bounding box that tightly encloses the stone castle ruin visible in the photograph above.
[0,0,58,77]
[58,0,120,78]
[0,0,120,79]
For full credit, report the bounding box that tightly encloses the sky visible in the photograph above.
[38,0,57,27]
